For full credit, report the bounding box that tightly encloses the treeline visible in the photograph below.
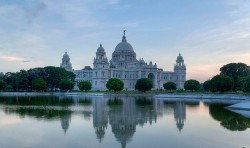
[184,63,250,93]
[0,66,75,92]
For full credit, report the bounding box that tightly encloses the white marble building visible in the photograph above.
[60,31,186,90]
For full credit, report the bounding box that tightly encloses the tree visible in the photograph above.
[28,68,47,91]
[32,78,47,92]
[203,80,211,91]
[79,81,92,91]
[220,63,250,91]
[0,80,7,91]
[106,78,124,92]
[243,76,250,92]
[18,70,29,90]
[44,66,75,91]
[237,77,247,91]
[5,85,12,91]
[210,75,234,92]
[184,79,200,91]
[59,79,74,91]
[5,72,21,91]
[135,78,153,92]
[163,82,176,92]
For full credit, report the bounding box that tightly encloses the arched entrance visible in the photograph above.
[148,73,154,80]
[148,73,155,88]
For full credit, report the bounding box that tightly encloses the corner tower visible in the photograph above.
[92,44,110,90]
[174,53,186,89]
[60,52,72,71]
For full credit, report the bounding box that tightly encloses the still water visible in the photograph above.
[0,95,249,148]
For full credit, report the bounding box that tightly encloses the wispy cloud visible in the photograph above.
[0,55,33,63]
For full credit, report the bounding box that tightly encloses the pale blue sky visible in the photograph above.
[0,0,250,82]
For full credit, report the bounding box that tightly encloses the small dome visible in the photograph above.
[139,58,145,63]
[177,53,183,60]
[63,52,69,57]
[63,52,70,60]
[97,44,105,52]
[114,30,134,52]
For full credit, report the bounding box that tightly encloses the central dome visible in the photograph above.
[114,30,134,52]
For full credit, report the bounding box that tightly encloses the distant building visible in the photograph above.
[60,31,186,90]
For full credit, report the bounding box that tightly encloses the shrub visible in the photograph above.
[59,79,74,91]
[106,78,124,92]
[79,81,92,91]
[163,82,176,92]
[135,78,153,92]
[184,79,200,91]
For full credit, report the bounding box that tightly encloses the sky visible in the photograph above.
[0,0,250,82]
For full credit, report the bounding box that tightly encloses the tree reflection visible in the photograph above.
[107,97,123,106]
[209,104,250,131]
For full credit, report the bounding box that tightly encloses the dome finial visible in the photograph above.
[122,30,127,42]
[100,43,102,47]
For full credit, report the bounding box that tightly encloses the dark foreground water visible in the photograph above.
[0,95,249,148]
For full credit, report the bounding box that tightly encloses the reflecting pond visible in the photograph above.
[0,95,249,148]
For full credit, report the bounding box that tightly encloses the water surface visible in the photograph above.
[0,95,249,148]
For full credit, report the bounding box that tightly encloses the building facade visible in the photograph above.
[60,31,186,90]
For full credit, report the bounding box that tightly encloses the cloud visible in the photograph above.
[24,0,47,23]
[172,0,250,82]
[0,55,33,63]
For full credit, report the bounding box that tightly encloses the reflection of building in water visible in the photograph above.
[108,97,162,148]
[174,101,186,132]
[109,98,137,148]
[92,98,108,142]
[61,114,71,135]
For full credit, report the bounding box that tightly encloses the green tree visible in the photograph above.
[59,79,74,91]
[243,76,250,92]
[237,77,247,91]
[0,80,7,91]
[28,68,47,91]
[203,80,211,91]
[44,66,75,91]
[220,63,250,91]
[5,72,21,91]
[106,78,124,92]
[16,70,29,91]
[32,78,47,92]
[0,72,4,80]
[5,85,13,91]
[135,78,153,92]
[163,82,176,92]
[79,81,92,91]
[184,79,200,91]
[210,75,234,92]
